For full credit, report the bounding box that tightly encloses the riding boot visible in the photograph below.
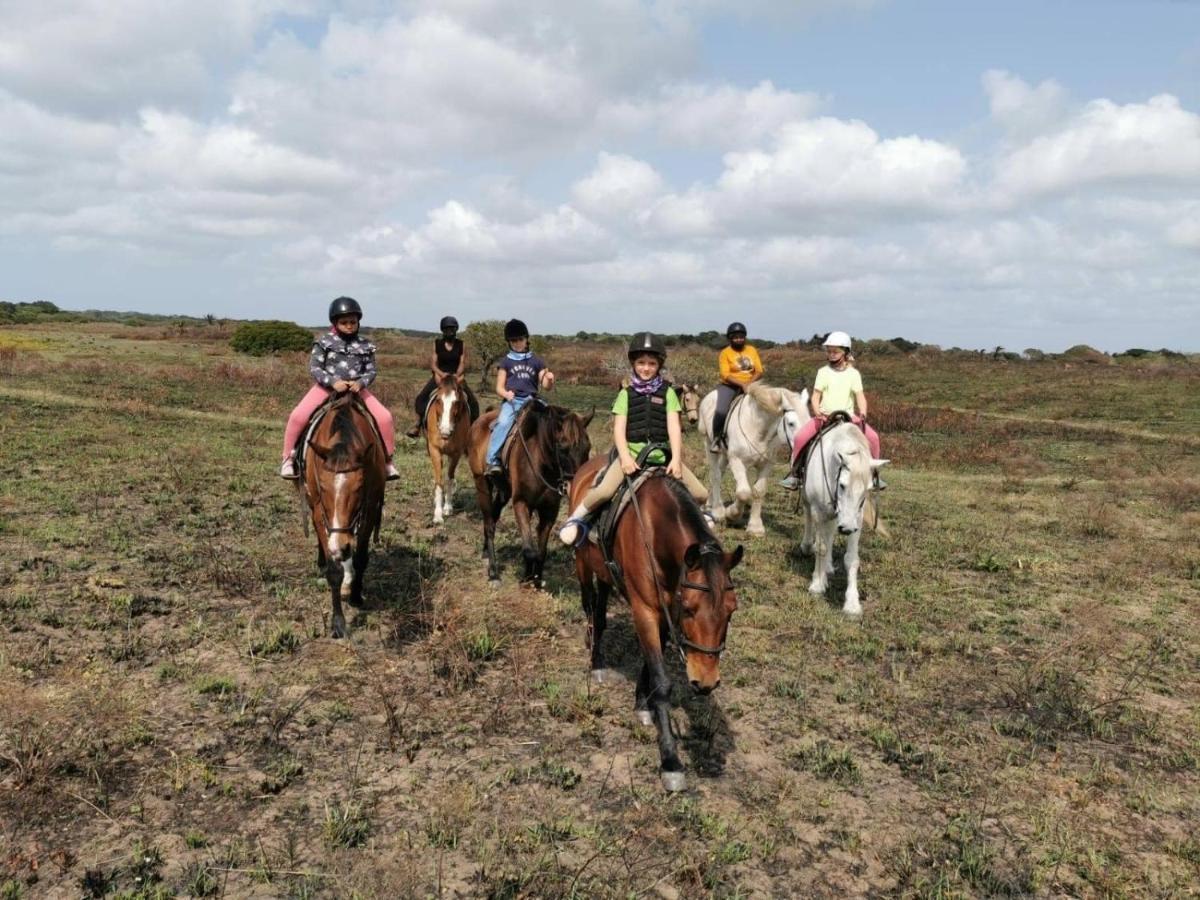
[558,504,592,546]
[779,455,803,491]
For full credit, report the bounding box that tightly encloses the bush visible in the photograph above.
[230,320,314,356]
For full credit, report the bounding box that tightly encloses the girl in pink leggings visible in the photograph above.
[280,296,398,480]
[780,331,884,491]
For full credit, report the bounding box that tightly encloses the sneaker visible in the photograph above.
[558,517,589,547]
[280,457,298,479]
[386,462,400,481]
[873,475,887,491]
[709,439,724,454]
[701,510,717,530]
[779,474,800,491]
[405,423,421,439]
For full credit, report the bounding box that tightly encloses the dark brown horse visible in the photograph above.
[569,458,742,791]
[467,401,593,585]
[300,394,386,638]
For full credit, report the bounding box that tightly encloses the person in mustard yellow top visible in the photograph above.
[781,331,884,490]
[710,321,764,451]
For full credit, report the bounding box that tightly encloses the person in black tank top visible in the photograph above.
[407,317,480,437]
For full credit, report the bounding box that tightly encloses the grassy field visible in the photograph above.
[1,323,1198,899]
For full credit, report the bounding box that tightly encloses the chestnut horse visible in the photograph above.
[424,374,472,525]
[569,461,742,792]
[300,394,386,638]
[467,401,593,585]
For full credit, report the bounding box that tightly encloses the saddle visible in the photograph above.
[714,393,746,445]
[798,411,854,486]
[589,444,672,559]
[296,395,385,483]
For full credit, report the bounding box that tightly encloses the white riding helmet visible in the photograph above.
[823,331,852,350]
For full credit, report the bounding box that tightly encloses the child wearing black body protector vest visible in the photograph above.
[559,332,710,546]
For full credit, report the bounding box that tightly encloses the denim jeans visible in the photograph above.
[486,395,532,465]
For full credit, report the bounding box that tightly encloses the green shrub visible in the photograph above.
[230,321,313,356]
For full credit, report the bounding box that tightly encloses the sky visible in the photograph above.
[2,0,1199,352]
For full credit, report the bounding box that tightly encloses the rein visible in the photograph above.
[625,471,726,665]
[517,406,579,496]
[305,399,379,542]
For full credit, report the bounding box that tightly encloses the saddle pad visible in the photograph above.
[298,396,384,482]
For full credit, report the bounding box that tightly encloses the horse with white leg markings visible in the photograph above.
[698,382,809,536]
[799,416,888,617]
[424,374,471,524]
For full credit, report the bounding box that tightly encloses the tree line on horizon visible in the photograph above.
[0,300,1191,362]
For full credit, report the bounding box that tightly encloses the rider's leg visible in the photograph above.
[281,384,331,476]
[854,417,886,489]
[559,460,624,545]
[678,464,709,504]
[486,396,528,471]
[408,378,436,437]
[710,384,739,451]
[780,416,823,490]
[360,389,399,479]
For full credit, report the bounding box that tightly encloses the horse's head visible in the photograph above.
[827,431,887,535]
[678,384,701,425]
[553,405,594,475]
[431,375,465,438]
[306,399,381,567]
[678,541,743,693]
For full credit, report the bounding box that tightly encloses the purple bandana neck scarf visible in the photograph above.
[630,373,664,396]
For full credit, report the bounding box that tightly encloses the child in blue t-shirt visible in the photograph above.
[485,319,556,475]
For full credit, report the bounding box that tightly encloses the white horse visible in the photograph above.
[799,420,888,617]
[698,382,809,536]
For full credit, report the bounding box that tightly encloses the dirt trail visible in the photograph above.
[927,404,1200,446]
[0,384,275,429]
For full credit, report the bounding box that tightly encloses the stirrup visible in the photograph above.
[779,474,800,491]
[558,517,590,548]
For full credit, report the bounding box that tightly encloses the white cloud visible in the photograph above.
[995,94,1200,198]
[651,80,821,146]
[983,69,1068,137]
[572,153,665,218]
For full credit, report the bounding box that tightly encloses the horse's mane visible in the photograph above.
[743,380,785,414]
[659,475,719,551]
[322,397,375,470]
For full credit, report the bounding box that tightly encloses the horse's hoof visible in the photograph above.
[842,608,863,620]
[661,771,687,792]
[635,710,654,727]
[489,578,501,589]
[591,669,611,684]
[808,584,825,597]
[747,525,766,537]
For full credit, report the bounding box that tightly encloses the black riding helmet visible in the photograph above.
[440,315,459,332]
[504,318,529,341]
[627,331,666,361]
[329,296,363,322]
[726,321,747,338]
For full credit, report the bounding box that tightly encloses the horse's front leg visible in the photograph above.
[349,539,369,609]
[799,495,815,555]
[706,448,726,523]
[632,610,685,791]
[442,452,458,518]
[725,455,752,526]
[590,579,612,680]
[512,500,538,584]
[808,518,835,597]
[325,555,348,638]
[429,446,446,525]
[531,502,557,588]
[746,462,768,537]
[842,529,862,617]
[474,476,501,582]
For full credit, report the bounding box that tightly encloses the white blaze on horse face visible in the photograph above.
[327,473,351,558]
[438,389,457,437]
[836,452,870,535]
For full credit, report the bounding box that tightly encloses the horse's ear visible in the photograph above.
[683,542,702,569]
[727,545,744,570]
[581,406,595,428]
[871,458,890,470]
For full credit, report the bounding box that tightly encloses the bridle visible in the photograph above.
[625,469,729,666]
[517,405,583,497]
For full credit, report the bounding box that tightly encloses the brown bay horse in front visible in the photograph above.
[424,374,473,525]
[569,460,742,791]
[299,394,386,638]
[467,401,593,585]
